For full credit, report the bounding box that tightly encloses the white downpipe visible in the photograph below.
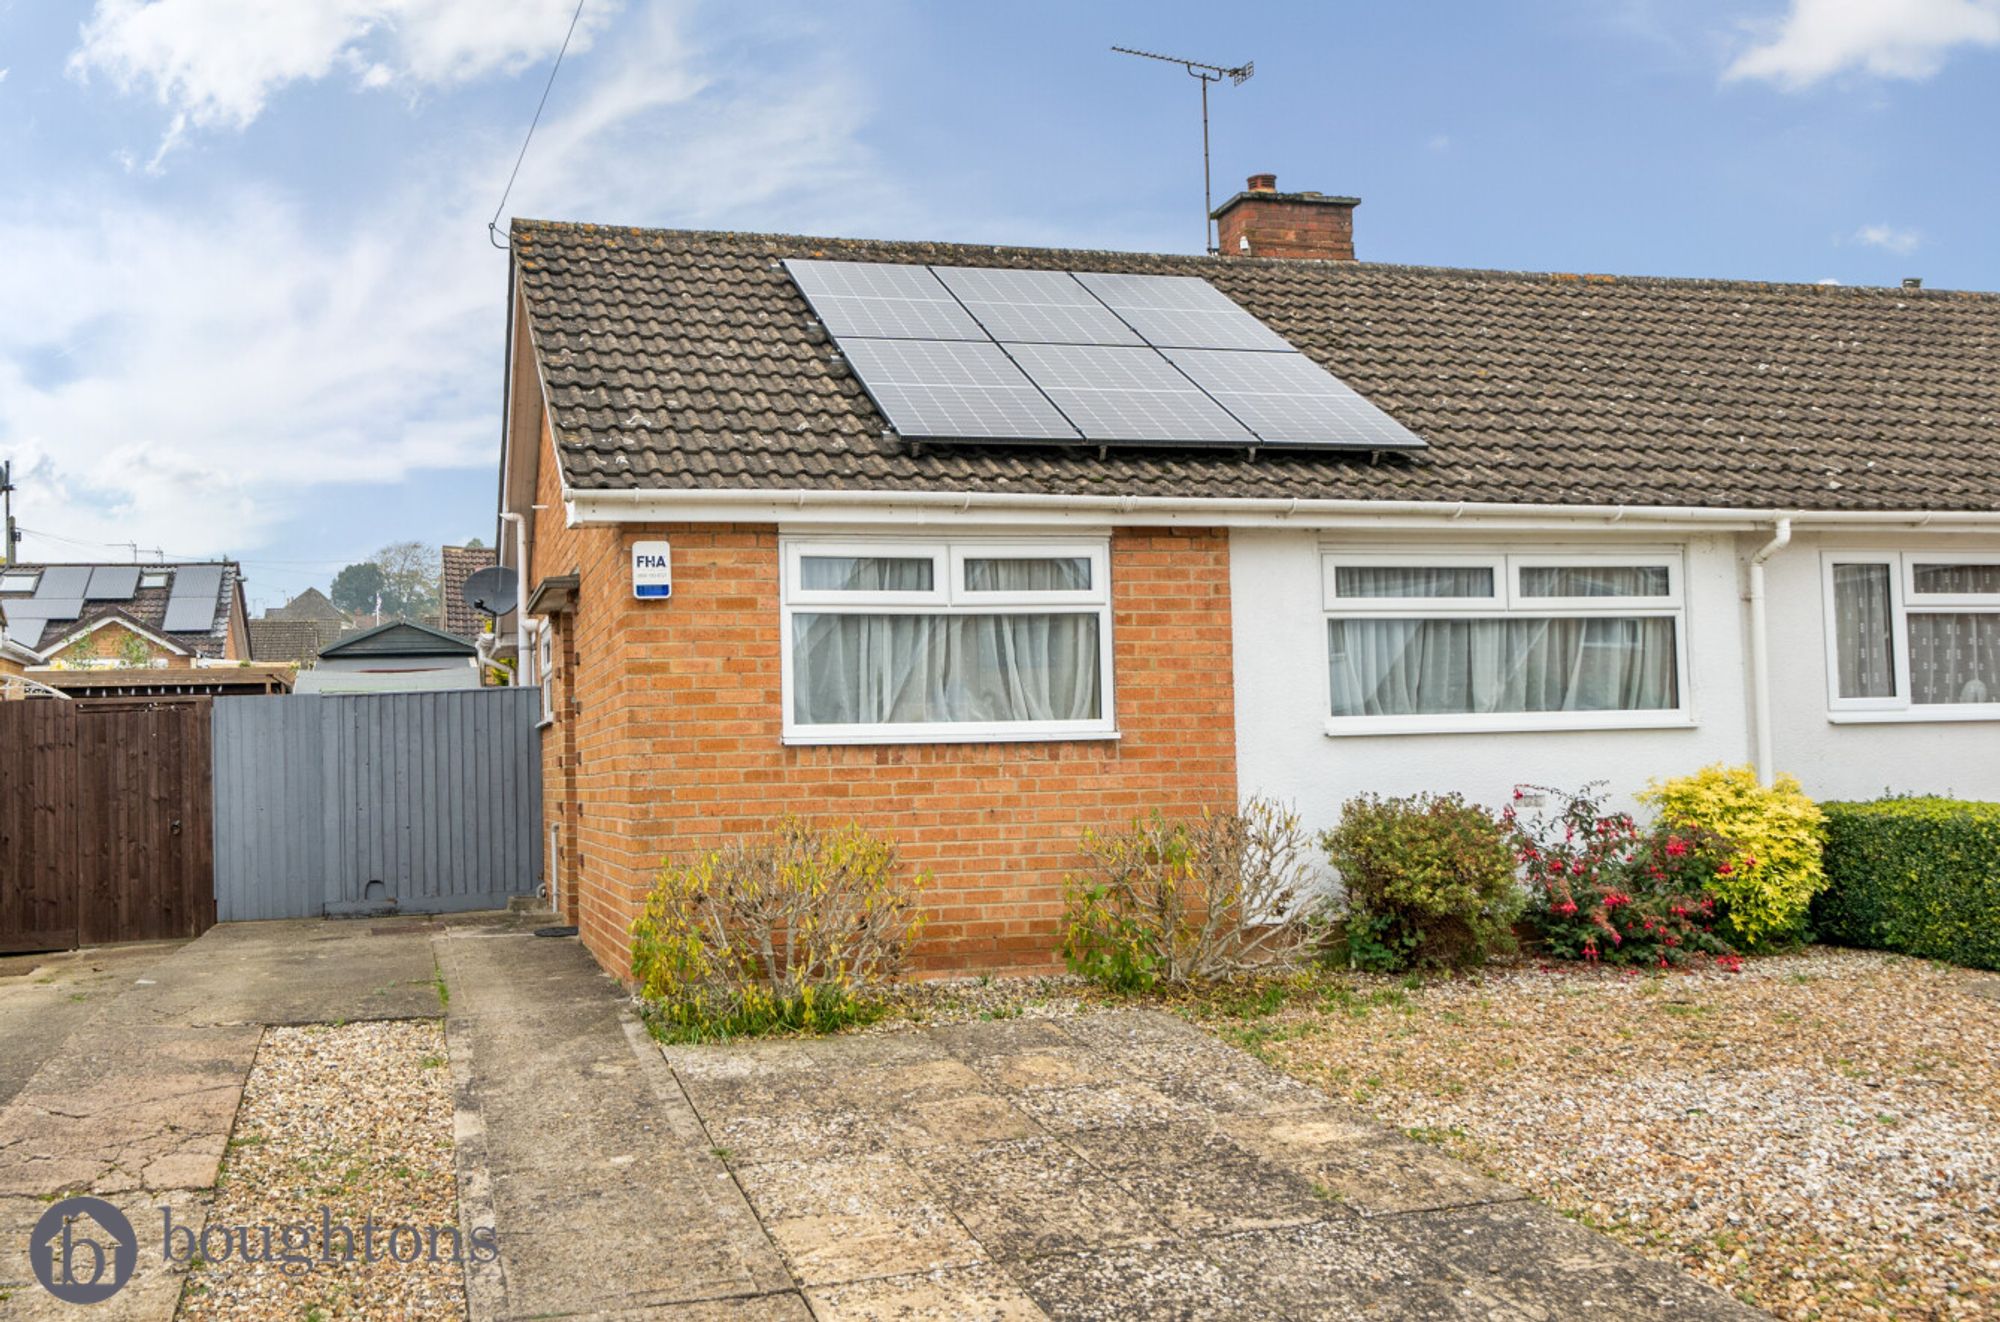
[498,510,530,685]
[1747,517,1793,785]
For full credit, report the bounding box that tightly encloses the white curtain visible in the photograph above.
[794,612,1100,725]
[965,557,1090,591]
[1329,616,1678,716]
[1909,612,2000,705]
[1519,565,1669,597]
[1335,565,1493,598]
[800,556,933,592]
[1831,563,1896,699]
[1911,563,2000,594]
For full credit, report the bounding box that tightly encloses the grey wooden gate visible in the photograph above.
[212,688,542,920]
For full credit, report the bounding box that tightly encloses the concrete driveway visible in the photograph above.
[442,930,1764,1321]
[0,943,185,1110]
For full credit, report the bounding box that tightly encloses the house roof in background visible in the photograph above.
[0,561,243,656]
[249,617,344,664]
[319,619,478,658]
[440,544,497,639]
[512,220,2000,513]
[265,586,345,623]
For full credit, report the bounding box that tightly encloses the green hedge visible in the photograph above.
[1814,798,2000,970]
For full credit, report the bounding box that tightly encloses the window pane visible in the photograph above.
[1908,613,2000,704]
[1329,616,1678,716]
[1830,564,1896,699]
[1519,565,1669,598]
[793,612,1100,725]
[1911,563,2000,596]
[799,556,933,591]
[1333,565,1493,599]
[964,557,1091,591]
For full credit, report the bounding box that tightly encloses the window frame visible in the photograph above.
[780,534,1117,746]
[1822,550,2000,723]
[1321,548,1693,737]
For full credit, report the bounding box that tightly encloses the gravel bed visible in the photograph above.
[177,1020,465,1321]
[1202,950,1998,1320]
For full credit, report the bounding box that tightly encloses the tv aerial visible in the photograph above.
[1112,46,1254,254]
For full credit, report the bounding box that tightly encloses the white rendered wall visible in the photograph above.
[1764,530,2000,802]
[1228,528,1754,840]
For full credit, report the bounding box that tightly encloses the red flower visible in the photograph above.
[1665,836,1688,857]
[1715,861,1734,875]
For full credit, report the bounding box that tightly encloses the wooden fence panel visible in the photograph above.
[0,699,214,952]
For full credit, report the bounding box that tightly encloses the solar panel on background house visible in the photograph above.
[1160,348,1429,450]
[783,259,987,341]
[33,566,92,600]
[162,564,226,632]
[84,565,141,600]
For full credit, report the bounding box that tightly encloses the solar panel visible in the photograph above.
[162,564,226,632]
[1070,273,1294,352]
[1005,343,1253,444]
[836,339,1082,441]
[85,565,141,600]
[1161,349,1428,450]
[931,267,1143,346]
[0,604,51,650]
[34,598,84,622]
[34,566,92,600]
[784,259,986,341]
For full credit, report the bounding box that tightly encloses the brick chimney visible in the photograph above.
[1213,174,1360,260]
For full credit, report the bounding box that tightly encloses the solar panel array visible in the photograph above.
[163,564,227,632]
[784,259,1425,452]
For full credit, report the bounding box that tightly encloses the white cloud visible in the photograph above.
[1726,0,2000,88]
[9,6,896,560]
[68,0,618,156]
[1852,222,1922,254]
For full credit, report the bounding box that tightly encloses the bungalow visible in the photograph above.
[494,180,2000,977]
[0,560,251,667]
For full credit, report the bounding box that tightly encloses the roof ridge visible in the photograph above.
[509,217,1998,300]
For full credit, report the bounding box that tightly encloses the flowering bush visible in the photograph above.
[1641,765,1826,949]
[1062,797,1328,993]
[630,819,926,1042]
[1505,784,1736,967]
[1322,793,1520,972]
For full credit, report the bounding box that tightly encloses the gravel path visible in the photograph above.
[1207,950,1998,1320]
[177,1021,465,1321]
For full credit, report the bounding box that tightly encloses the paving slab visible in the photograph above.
[0,944,185,1109]
[732,1153,987,1286]
[806,1263,1050,1321]
[910,1137,1160,1261]
[0,1190,209,1322]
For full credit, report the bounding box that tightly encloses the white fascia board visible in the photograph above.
[564,487,2000,535]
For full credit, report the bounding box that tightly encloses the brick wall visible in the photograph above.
[527,447,1238,979]
[1214,186,1358,261]
[54,623,191,668]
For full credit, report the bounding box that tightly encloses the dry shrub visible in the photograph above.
[1061,797,1328,992]
[631,819,927,1041]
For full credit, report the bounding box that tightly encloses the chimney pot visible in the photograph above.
[1902,276,1923,289]
[1247,172,1277,192]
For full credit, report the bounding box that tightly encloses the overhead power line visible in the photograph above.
[488,0,590,250]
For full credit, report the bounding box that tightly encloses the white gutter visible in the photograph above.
[498,510,530,684]
[1746,518,1792,785]
[565,487,2000,534]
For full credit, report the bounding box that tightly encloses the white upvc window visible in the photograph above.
[535,623,555,726]
[1322,550,1690,736]
[781,536,1115,745]
[1822,551,2000,722]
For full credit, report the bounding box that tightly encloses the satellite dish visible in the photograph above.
[463,565,519,617]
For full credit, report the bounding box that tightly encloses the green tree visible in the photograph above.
[330,560,389,615]
[374,540,440,620]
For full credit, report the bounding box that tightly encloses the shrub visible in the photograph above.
[1640,765,1825,948]
[1505,783,1735,966]
[1815,797,2000,970]
[1322,793,1520,973]
[1061,797,1327,992]
[630,819,927,1042]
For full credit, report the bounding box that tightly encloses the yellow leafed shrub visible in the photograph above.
[1640,764,1825,948]
[630,819,927,1041]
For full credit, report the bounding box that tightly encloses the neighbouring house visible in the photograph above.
[441,543,498,641]
[0,561,251,668]
[31,663,294,699]
[494,181,2000,978]
[292,619,484,694]
[249,587,349,665]
[0,601,38,691]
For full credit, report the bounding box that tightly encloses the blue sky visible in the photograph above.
[2,0,1996,611]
